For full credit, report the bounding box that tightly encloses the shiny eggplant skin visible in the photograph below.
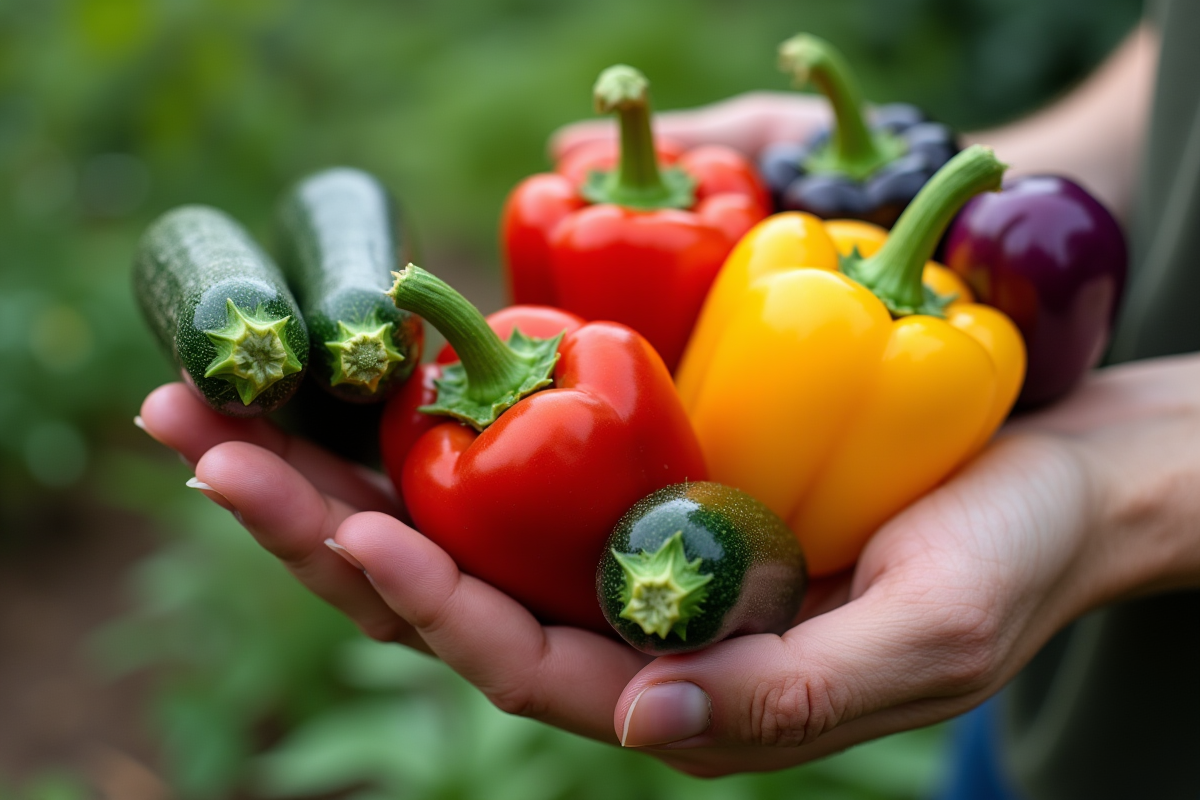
[944,175,1127,408]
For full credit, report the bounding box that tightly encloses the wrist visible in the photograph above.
[1080,433,1200,599]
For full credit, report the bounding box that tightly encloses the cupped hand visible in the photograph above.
[550,91,830,163]
[138,383,415,647]
[139,355,1200,777]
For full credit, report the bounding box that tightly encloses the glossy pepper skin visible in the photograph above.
[758,34,959,227]
[677,147,1025,576]
[380,305,586,523]
[944,175,1127,408]
[381,267,705,633]
[502,65,769,371]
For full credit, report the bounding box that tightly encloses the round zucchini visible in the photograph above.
[276,168,422,402]
[597,482,807,655]
[133,205,309,417]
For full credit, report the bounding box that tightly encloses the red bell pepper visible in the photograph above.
[501,65,770,371]
[381,266,707,632]
[381,304,587,523]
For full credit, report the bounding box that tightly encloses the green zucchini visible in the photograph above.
[276,167,422,402]
[597,482,807,655]
[133,205,309,417]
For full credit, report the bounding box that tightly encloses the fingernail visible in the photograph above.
[133,415,147,431]
[621,681,711,747]
[325,538,366,572]
[185,477,235,512]
[178,452,196,469]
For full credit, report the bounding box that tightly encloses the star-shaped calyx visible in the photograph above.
[204,299,303,405]
[613,531,713,640]
[325,319,405,393]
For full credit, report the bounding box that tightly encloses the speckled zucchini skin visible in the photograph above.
[597,482,808,655]
[276,168,422,402]
[133,205,309,417]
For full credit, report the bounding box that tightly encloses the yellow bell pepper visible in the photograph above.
[675,146,1025,576]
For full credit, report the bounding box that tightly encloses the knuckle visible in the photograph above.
[357,617,408,644]
[405,573,462,635]
[486,681,545,719]
[749,673,837,747]
[481,638,552,720]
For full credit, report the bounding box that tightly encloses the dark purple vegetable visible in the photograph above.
[759,34,959,226]
[944,175,1127,408]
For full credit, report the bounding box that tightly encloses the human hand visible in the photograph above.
[140,354,1200,776]
[550,90,829,163]
[138,382,422,648]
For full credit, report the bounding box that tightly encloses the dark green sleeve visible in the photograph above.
[1003,3,1200,797]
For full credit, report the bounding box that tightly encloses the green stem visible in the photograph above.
[613,531,713,640]
[581,66,695,210]
[324,316,405,392]
[843,145,1007,317]
[204,300,303,405]
[599,66,665,196]
[778,33,902,180]
[386,264,561,430]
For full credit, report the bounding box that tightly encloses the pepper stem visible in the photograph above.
[386,264,561,430]
[842,145,1007,317]
[778,33,904,180]
[581,65,695,210]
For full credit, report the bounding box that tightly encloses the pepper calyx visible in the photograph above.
[324,317,405,392]
[844,145,1005,318]
[580,166,695,211]
[841,247,956,318]
[420,328,562,431]
[613,531,713,640]
[581,64,696,211]
[778,33,905,181]
[204,299,302,405]
[387,264,562,431]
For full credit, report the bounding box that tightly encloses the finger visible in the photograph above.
[333,512,649,741]
[140,382,397,514]
[614,436,1092,758]
[195,442,422,649]
[614,581,999,755]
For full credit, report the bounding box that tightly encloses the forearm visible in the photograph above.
[1010,354,1200,606]
[965,24,1158,219]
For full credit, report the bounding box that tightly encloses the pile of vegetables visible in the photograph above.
[133,35,1126,654]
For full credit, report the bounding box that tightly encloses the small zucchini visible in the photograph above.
[276,168,422,402]
[597,482,807,655]
[133,205,309,417]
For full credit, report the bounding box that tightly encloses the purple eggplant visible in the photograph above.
[944,175,1127,408]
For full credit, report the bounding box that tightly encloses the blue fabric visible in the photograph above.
[933,697,1027,800]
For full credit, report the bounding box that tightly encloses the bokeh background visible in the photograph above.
[0,0,1140,797]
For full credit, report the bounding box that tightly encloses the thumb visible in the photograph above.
[615,581,999,752]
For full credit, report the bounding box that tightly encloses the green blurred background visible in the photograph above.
[0,0,1140,797]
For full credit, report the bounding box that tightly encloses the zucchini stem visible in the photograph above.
[325,318,405,392]
[613,531,713,640]
[204,299,303,405]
